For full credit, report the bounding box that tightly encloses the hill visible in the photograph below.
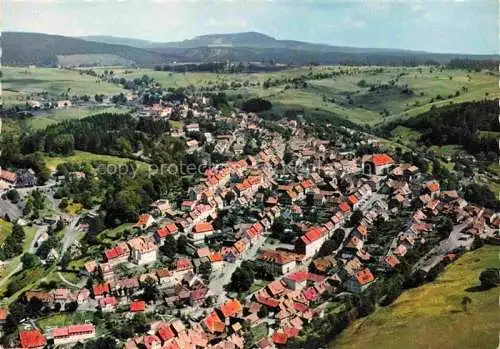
[1,32,171,66]
[4,31,499,67]
[80,35,155,48]
[332,245,499,349]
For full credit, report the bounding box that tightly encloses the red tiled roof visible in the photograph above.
[93,282,109,296]
[284,327,300,338]
[220,299,242,318]
[130,300,146,312]
[339,202,351,213]
[371,153,394,166]
[302,287,318,301]
[355,268,375,285]
[286,271,308,283]
[426,181,440,193]
[255,294,280,308]
[157,324,175,342]
[136,214,152,226]
[105,245,125,260]
[272,332,288,345]
[0,307,8,321]
[348,195,359,205]
[194,222,213,234]
[204,311,225,333]
[19,329,46,348]
[155,223,178,238]
[0,169,17,183]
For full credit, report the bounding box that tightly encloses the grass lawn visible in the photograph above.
[42,150,150,172]
[250,323,269,343]
[27,106,131,130]
[332,245,500,349]
[37,311,96,331]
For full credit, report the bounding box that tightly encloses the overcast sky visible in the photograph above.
[3,0,498,54]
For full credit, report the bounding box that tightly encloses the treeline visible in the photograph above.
[380,100,499,157]
[154,62,291,73]
[447,58,499,71]
[20,113,170,157]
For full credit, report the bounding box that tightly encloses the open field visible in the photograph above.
[42,151,150,172]
[2,66,125,102]
[332,245,500,349]
[26,105,131,130]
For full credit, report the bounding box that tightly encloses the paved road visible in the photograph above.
[414,220,472,273]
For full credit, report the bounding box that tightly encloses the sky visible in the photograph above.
[3,0,499,54]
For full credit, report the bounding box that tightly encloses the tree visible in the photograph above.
[6,189,20,203]
[131,312,149,333]
[177,235,188,254]
[141,277,159,302]
[198,262,212,282]
[332,229,345,245]
[159,235,177,258]
[461,296,472,312]
[228,267,254,292]
[65,301,79,312]
[21,253,40,269]
[479,268,500,289]
[348,210,363,227]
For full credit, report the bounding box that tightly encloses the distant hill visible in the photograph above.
[80,35,155,48]
[1,32,171,66]
[3,31,498,67]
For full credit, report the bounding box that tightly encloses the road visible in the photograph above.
[208,234,267,306]
[413,220,472,273]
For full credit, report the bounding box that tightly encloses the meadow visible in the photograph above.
[104,65,498,126]
[332,245,500,349]
[2,66,125,102]
[26,105,131,130]
[42,150,150,172]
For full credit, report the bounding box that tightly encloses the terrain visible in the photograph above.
[3,31,498,67]
[332,245,499,349]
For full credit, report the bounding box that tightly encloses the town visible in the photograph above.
[0,85,498,349]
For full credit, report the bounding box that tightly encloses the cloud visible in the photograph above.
[343,15,366,28]
[205,17,249,28]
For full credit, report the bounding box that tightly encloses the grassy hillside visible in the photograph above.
[106,66,498,126]
[2,66,126,100]
[333,245,499,349]
[42,151,150,172]
[26,106,131,130]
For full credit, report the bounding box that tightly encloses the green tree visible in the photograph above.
[141,277,159,302]
[159,235,177,258]
[479,268,500,289]
[21,253,40,269]
[229,267,254,292]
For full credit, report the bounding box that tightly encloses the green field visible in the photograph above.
[26,105,131,130]
[0,219,13,245]
[43,150,150,172]
[333,245,500,349]
[104,66,498,126]
[2,66,125,103]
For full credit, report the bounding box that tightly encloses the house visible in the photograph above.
[19,329,46,349]
[99,296,118,311]
[295,227,327,258]
[362,153,394,175]
[347,195,360,210]
[111,278,140,296]
[150,200,172,216]
[0,307,8,325]
[92,282,110,299]
[185,123,200,133]
[104,243,130,265]
[15,169,37,188]
[189,288,208,306]
[127,236,158,265]
[256,250,297,275]
[381,255,400,271]
[219,299,243,319]
[0,169,17,184]
[56,100,72,108]
[424,181,440,199]
[130,300,146,313]
[203,311,226,334]
[134,214,155,230]
[283,270,308,290]
[99,263,115,281]
[154,223,179,246]
[53,324,96,345]
[189,222,214,242]
[346,268,375,293]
